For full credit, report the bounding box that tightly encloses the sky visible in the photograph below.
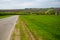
[0,0,60,9]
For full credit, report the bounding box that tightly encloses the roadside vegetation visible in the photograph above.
[11,16,30,40]
[11,15,60,40]
[0,15,11,19]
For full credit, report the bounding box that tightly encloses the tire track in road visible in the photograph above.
[21,21,36,40]
[14,28,20,40]
[21,21,31,40]
[21,21,43,40]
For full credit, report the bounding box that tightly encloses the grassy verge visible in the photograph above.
[0,15,12,19]
[19,16,27,40]
[20,15,60,40]
[11,15,26,40]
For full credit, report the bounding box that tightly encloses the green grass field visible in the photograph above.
[20,15,60,40]
[1,15,60,40]
[0,15,11,19]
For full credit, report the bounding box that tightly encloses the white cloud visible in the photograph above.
[0,0,60,9]
[0,2,34,9]
[1,0,12,2]
[20,2,33,6]
[52,1,60,4]
[5,0,11,1]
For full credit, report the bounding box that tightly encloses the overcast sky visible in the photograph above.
[0,0,60,9]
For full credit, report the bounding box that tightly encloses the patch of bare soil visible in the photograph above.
[14,28,20,40]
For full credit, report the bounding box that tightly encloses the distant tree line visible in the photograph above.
[0,8,60,15]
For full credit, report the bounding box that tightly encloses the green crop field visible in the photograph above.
[19,15,60,40]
